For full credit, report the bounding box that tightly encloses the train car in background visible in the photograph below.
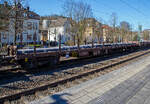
[12,42,150,69]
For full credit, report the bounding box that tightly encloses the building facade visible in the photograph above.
[40,16,71,44]
[0,2,40,45]
[102,25,113,43]
[84,18,103,43]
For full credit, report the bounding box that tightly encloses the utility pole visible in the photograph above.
[138,25,142,42]
[0,33,1,46]
[33,31,38,67]
[59,34,61,53]
[48,30,51,47]
[14,0,17,45]
[131,27,133,43]
[92,27,94,48]
[92,19,95,48]
[33,31,37,54]
[54,28,56,45]
[77,33,80,50]
[73,34,75,45]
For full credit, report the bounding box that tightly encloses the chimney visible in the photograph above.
[27,6,30,11]
[26,6,30,18]
[4,1,8,7]
[17,2,22,9]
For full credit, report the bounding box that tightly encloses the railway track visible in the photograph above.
[1,49,150,104]
[0,50,134,79]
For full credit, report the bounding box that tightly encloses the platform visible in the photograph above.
[29,55,150,104]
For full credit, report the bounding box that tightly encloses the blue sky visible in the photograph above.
[29,0,150,30]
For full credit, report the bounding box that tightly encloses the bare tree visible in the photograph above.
[120,21,131,42]
[88,18,103,44]
[0,1,10,31]
[109,12,118,43]
[143,30,150,41]
[62,0,93,48]
[95,18,103,44]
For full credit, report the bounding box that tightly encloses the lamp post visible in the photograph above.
[92,27,94,48]
[33,31,38,67]
[59,34,61,53]
[0,33,1,45]
[77,33,80,50]
[48,30,50,47]
[138,25,142,42]
[73,33,76,46]
[33,31,37,54]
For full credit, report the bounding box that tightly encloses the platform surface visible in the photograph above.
[29,55,150,104]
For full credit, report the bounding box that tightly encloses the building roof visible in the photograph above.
[40,16,70,30]
[143,29,150,32]
[28,11,40,20]
[102,25,110,29]
[85,18,102,27]
[0,2,40,20]
[49,18,69,27]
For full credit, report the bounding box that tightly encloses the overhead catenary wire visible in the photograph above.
[53,0,148,30]
[119,0,150,30]
[94,0,150,30]
[93,0,137,27]
[119,0,148,18]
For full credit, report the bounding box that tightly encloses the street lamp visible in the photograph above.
[54,28,57,44]
[59,33,61,53]
[33,31,37,54]
[48,30,50,47]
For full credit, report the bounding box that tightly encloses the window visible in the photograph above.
[27,34,32,40]
[27,22,32,30]
[17,35,20,40]
[2,33,7,39]
[17,20,23,29]
[32,23,35,30]
[35,23,38,30]
[32,22,38,30]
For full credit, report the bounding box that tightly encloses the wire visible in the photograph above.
[119,0,147,18]
[93,0,136,26]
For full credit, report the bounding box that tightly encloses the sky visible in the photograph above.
[29,0,150,30]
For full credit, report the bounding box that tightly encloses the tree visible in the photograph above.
[109,12,118,43]
[143,30,150,40]
[90,18,103,44]
[62,0,93,47]
[120,21,131,42]
[0,1,10,31]
[95,17,104,44]
[0,1,12,45]
[120,21,130,31]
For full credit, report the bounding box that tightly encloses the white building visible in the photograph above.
[0,3,40,45]
[41,17,71,44]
